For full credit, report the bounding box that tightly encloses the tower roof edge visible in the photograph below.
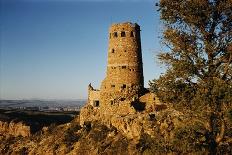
[110,22,140,27]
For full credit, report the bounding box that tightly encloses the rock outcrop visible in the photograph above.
[80,100,184,142]
[0,106,231,155]
[0,121,31,137]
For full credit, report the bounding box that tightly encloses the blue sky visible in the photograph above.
[0,0,165,99]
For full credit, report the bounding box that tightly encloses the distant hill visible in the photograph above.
[0,99,86,108]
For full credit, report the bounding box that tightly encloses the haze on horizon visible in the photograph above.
[0,0,164,100]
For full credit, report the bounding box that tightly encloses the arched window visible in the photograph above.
[121,31,126,37]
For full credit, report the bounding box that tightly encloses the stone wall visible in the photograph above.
[88,85,100,107]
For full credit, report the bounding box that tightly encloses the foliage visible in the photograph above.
[172,124,208,153]
[150,0,232,154]
[137,133,167,154]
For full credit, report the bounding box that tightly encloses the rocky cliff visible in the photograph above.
[0,105,231,154]
[0,121,30,137]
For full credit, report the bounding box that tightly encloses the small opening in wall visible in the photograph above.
[121,31,126,37]
[122,66,126,69]
[110,100,114,105]
[120,98,125,101]
[131,101,146,112]
[124,50,126,52]
[111,85,115,88]
[130,31,134,37]
[122,84,126,89]
[113,32,118,37]
[109,33,111,39]
[93,100,100,107]
[112,49,115,53]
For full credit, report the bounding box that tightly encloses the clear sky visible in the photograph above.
[0,0,165,100]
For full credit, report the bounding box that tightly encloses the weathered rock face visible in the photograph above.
[1,108,231,154]
[80,101,184,142]
[0,121,30,137]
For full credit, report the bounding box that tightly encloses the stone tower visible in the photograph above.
[100,22,144,104]
[81,22,161,127]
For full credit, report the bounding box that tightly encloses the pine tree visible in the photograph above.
[150,0,232,153]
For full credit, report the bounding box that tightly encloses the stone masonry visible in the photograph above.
[88,22,145,107]
[80,22,163,134]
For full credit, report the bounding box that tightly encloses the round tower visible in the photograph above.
[100,22,144,103]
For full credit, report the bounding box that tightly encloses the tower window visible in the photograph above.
[120,98,125,101]
[113,32,118,37]
[121,31,126,37]
[111,85,115,88]
[93,100,99,107]
[130,31,134,37]
[122,84,126,89]
[112,49,115,53]
[122,66,126,69]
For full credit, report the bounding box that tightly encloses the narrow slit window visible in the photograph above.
[113,32,118,37]
[121,31,126,37]
[130,31,134,37]
[122,84,126,89]
[112,49,115,53]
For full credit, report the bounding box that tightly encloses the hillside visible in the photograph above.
[0,104,231,155]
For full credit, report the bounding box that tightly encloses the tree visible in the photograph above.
[150,0,232,154]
